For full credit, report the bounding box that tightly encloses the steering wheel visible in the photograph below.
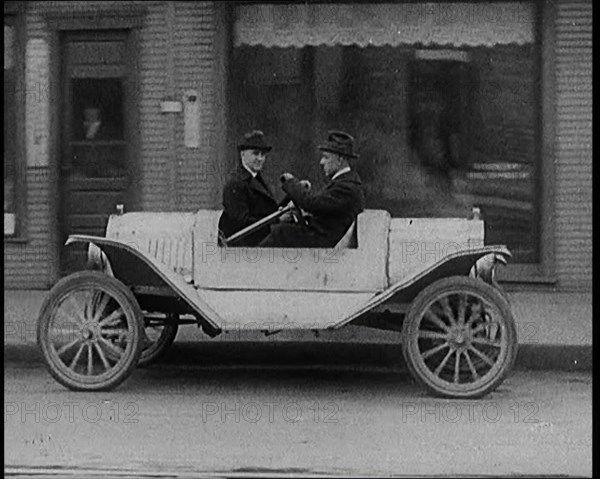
[224,204,294,246]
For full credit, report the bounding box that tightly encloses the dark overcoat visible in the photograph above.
[260,170,365,248]
[218,166,279,246]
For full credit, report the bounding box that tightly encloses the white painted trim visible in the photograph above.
[4,213,15,236]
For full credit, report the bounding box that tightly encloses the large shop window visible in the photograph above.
[4,19,18,236]
[232,2,540,264]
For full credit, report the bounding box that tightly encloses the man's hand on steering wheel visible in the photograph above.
[279,200,302,224]
[280,173,309,226]
[279,202,296,223]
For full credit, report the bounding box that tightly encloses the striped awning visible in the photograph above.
[234,3,535,48]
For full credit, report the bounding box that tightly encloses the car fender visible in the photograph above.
[337,245,511,328]
[65,235,223,330]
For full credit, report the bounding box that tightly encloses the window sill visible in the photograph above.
[496,261,558,291]
[499,278,558,293]
[500,275,557,285]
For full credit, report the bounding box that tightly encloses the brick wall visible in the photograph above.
[554,0,592,290]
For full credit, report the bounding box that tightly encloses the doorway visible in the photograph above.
[59,30,135,274]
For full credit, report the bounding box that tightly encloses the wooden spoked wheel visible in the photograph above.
[402,276,518,399]
[37,271,143,391]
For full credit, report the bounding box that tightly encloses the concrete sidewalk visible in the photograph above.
[4,289,592,371]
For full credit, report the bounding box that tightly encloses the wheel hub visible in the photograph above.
[449,326,471,348]
[80,323,99,342]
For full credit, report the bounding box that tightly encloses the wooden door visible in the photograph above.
[59,30,133,274]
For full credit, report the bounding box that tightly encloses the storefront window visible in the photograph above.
[231,2,539,263]
[4,20,17,236]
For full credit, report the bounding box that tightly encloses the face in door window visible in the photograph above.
[83,107,101,140]
[70,79,126,178]
[81,105,121,141]
[73,78,124,142]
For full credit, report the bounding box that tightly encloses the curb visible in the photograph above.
[4,341,592,372]
[4,466,372,478]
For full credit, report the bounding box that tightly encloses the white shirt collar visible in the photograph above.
[331,166,351,181]
[241,159,258,178]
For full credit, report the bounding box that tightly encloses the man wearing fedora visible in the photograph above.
[218,130,280,246]
[260,130,365,248]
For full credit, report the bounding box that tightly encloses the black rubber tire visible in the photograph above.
[37,271,144,391]
[401,276,518,399]
[138,313,179,367]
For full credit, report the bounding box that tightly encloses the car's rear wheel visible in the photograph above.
[138,313,179,367]
[401,276,518,399]
[37,271,143,391]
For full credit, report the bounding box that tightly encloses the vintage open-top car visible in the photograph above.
[37,205,517,398]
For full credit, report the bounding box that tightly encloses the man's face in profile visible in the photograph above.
[241,149,267,174]
[319,151,344,179]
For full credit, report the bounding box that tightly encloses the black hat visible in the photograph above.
[318,130,359,159]
[238,130,272,152]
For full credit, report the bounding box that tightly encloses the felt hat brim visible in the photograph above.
[238,144,272,152]
[318,145,359,159]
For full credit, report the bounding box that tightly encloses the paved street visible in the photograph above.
[4,346,592,478]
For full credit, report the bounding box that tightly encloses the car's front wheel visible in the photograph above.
[401,276,518,399]
[37,271,144,391]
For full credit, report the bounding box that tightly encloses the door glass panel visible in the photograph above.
[71,78,124,141]
[69,77,126,179]
[70,144,126,178]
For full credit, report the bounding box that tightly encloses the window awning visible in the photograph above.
[234,3,535,48]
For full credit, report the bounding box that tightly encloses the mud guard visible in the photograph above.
[337,245,511,328]
[65,235,223,332]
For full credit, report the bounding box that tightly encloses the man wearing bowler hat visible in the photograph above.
[218,130,280,246]
[260,130,365,248]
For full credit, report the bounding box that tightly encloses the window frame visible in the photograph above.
[4,3,27,241]
[226,0,555,285]
[498,0,555,285]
